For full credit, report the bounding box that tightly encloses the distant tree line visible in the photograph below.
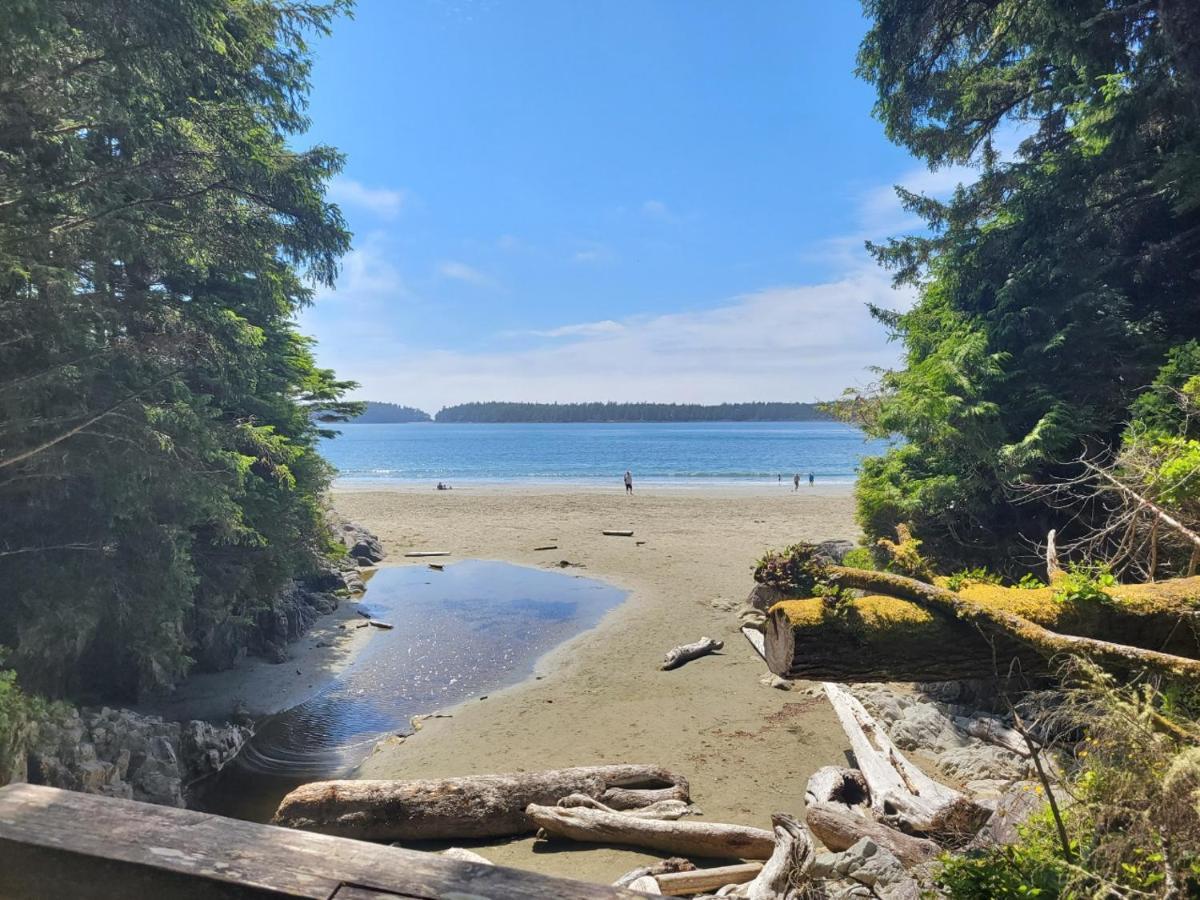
[350,402,432,423]
[431,402,831,423]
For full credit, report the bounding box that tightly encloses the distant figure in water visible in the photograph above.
[793,473,800,491]
[808,472,815,486]
[624,470,633,494]
[778,474,781,483]
[436,482,451,491]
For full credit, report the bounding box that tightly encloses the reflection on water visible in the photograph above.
[198,560,626,822]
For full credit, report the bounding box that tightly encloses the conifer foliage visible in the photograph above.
[0,1,359,698]
[852,0,1200,570]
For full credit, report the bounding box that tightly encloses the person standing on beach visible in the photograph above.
[793,473,800,491]
[624,470,633,494]
[808,472,815,486]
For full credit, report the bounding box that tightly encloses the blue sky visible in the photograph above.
[298,0,964,412]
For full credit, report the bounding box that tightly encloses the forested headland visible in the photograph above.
[431,401,830,423]
[351,402,431,423]
[0,0,359,707]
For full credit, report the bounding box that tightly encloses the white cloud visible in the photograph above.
[328,177,406,219]
[345,269,912,409]
[641,199,678,222]
[571,241,615,264]
[437,260,496,287]
[530,320,625,338]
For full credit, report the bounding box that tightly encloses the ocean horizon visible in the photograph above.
[321,420,891,487]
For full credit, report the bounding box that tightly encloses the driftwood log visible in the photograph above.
[661,637,724,670]
[613,858,696,889]
[822,684,988,838]
[440,847,493,865]
[804,766,940,868]
[556,793,695,820]
[525,804,775,859]
[765,567,1200,682]
[273,765,689,841]
[727,812,814,900]
[653,863,763,896]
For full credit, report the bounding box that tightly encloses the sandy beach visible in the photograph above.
[332,483,860,884]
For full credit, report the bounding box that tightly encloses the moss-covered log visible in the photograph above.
[811,568,1200,681]
[766,571,1200,682]
[765,595,1043,681]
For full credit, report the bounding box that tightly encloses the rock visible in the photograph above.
[888,700,971,755]
[815,540,857,564]
[335,520,385,564]
[746,583,786,612]
[936,743,1029,782]
[819,839,922,900]
[23,706,250,809]
[971,781,1045,848]
[758,672,793,691]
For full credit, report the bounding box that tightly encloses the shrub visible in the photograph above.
[945,567,1002,591]
[841,547,876,569]
[1053,563,1117,605]
[753,543,829,595]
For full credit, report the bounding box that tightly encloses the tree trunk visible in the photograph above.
[273,765,689,841]
[613,859,696,889]
[821,567,1200,681]
[764,595,1038,682]
[732,813,814,900]
[652,863,763,896]
[525,804,776,859]
[804,803,939,868]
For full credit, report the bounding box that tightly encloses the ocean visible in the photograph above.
[320,420,891,487]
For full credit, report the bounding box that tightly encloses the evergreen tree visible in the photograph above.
[852,0,1200,570]
[0,0,359,698]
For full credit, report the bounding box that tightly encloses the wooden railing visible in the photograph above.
[0,784,647,899]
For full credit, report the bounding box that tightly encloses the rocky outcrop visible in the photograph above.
[335,520,385,566]
[23,706,250,807]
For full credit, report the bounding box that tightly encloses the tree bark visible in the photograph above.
[525,804,775,859]
[823,567,1200,682]
[764,595,1036,682]
[661,637,724,670]
[804,803,939,868]
[652,863,763,896]
[273,765,690,841]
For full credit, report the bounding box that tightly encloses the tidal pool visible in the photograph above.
[198,559,626,822]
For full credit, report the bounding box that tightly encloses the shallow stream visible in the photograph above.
[198,560,626,822]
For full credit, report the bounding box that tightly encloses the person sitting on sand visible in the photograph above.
[624,470,633,494]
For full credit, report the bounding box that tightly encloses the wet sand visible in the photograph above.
[335,484,860,884]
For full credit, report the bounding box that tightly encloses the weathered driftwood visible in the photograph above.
[726,812,814,900]
[441,847,493,865]
[805,802,940,868]
[405,551,451,558]
[525,804,775,859]
[653,862,763,896]
[603,530,635,537]
[557,793,695,820]
[824,566,1200,681]
[821,685,988,838]
[613,858,696,889]
[367,620,394,630]
[273,765,690,841]
[628,875,663,894]
[661,637,724,670]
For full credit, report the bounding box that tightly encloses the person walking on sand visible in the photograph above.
[624,470,633,494]
[793,473,800,491]
[808,472,815,486]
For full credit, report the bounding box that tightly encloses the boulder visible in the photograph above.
[746,583,787,612]
[815,540,858,565]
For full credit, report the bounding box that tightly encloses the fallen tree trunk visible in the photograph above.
[526,804,775,859]
[765,595,1040,681]
[661,637,723,670]
[556,793,694,820]
[273,765,690,841]
[764,568,1200,682]
[804,802,939,868]
[826,566,1200,681]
